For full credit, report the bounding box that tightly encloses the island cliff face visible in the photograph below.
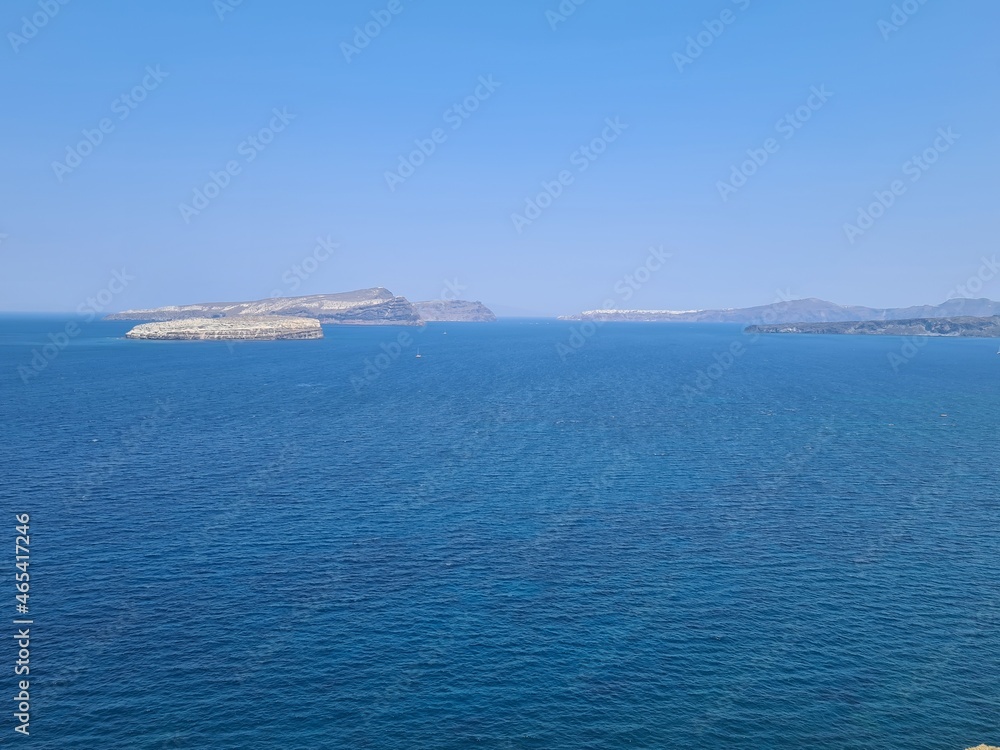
[124,316,323,340]
[412,300,498,322]
[746,315,1000,338]
[108,288,423,326]
[107,288,499,326]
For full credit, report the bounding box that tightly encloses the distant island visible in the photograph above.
[746,315,1000,338]
[107,288,497,326]
[125,316,323,341]
[412,300,497,322]
[561,297,1000,325]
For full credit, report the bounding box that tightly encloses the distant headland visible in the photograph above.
[107,288,497,327]
[560,297,1000,326]
[412,299,498,322]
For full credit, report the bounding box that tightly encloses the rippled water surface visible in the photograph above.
[2,317,998,749]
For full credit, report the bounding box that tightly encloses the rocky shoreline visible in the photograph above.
[124,316,323,341]
[746,315,1000,338]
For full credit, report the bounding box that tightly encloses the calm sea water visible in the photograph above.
[1,317,998,749]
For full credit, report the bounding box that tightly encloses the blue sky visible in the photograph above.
[1,0,998,315]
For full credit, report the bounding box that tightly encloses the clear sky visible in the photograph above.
[1,0,998,315]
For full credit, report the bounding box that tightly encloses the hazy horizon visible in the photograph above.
[2,1,998,316]
[7,287,1000,320]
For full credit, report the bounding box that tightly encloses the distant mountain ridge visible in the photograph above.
[561,297,1000,325]
[107,288,497,325]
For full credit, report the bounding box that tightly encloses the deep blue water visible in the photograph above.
[1,317,998,749]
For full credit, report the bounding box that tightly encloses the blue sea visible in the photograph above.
[2,317,998,749]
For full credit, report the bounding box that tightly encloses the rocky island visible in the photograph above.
[124,316,323,341]
[746,315,1000,338]
[109,287,422,326]
[108,288,498,326]
[412,300,497,322]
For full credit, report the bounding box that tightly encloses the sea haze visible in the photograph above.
[2,318,998,749]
